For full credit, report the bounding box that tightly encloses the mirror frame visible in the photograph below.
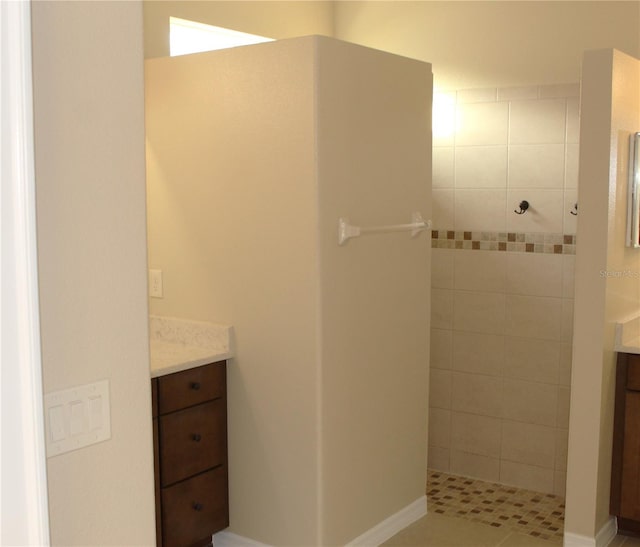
[627,132,640,248]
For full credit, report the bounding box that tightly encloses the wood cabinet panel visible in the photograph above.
[152,378,158,418]
[152,361,228,547]
[153,416,162,547]
[161,468,229,547]
[627,354,640,391]
[158,362,225,414]
[160,399,226,487]
[611,352,640,534]
[621,391,640,520]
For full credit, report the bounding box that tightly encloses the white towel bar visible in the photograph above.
[338,212,432,245]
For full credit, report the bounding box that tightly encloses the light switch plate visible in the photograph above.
[44,380,111,458]
[149,269,163,298]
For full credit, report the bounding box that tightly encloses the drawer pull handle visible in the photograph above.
[190,382,201,390]
[192,433,202,442]
[193,502,204,511]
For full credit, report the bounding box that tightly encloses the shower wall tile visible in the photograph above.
[451,371,503,418]
[500,461,554,494]
[503,337,560,385]
[564,190,578,234]
[555,429,569,471]
[457,87,497,103]
[431,288,454,329]
[557,386,571,428]
[428,85,578,492]
[561,299,574,342]
[450,450,500,482]
[506,253,563,297]
[433,147,455,188]
[505,295,562,340]
[539,83,580,99]
[502,379,558,427]
[453,291,506,334]
[433,91,456,147]
[455,189,507,232]
[429,408,451,448]
[507,144,565,189]
[456,102,509,146]
[554,470,567,497]
[432,188,455,229]
[497,85,538,101]
[566,98,580,143]
[432,248,454,289]
[509,99,566,144]
[430,368,452,409]
[428,446,450,472]
[505,189,564,234]
[454,251,506,293]
[565,143,580,188]
[559,343,572,386]
[451,412,502,458]
[452,331,505,377]
[455,146,508,188]
[431,328,453,370]
[501,420,556,468]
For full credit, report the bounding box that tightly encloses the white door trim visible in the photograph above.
[0,0,50,544]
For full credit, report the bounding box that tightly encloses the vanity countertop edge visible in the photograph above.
[149,315,234,378]
[615,312,640,354]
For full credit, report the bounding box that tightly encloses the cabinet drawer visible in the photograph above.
[627,355,640,391]
[160,400,226,486]
[161,467,229,547]
[158,362,225,414]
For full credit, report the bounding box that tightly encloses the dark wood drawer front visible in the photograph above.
[161,467,229,547]
[158,362,225,414]
[628,355,640,391]
[160,400,226,487]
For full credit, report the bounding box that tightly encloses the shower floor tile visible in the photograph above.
[426,470,565,543]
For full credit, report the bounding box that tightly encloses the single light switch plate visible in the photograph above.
[149,269,163,298]
[44,379,111,458]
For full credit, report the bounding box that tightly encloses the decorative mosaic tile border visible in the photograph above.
[432,229,576,255]
[427,470,564,543]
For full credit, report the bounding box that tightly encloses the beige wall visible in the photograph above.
[315,38,431,544]
[146,36,431,545]
[143,0,333,58]
[31,1,156,545]
[566,49,640,539]
[146,38,321,545]
[333,1,640,90]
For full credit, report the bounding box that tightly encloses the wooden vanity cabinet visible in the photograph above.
[152,361,229,547]
[611,352,640,534]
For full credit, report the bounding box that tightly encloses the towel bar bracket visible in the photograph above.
[338,212,432,246]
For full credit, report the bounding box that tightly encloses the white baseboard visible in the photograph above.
[564,517,617,547]
[345,495,427,547]
[213,531,271,547]
[212,496,426,547]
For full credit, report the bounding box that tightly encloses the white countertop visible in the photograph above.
[149,315,234,377]
[615,312,640,354]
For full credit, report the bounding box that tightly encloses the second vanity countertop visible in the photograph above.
[615,312,640,355]
[149,315,234,377]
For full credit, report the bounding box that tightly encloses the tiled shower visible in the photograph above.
[428,83,579,497]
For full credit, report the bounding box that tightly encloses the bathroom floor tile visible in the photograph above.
[426,470,564,543]
[381,513,512,546]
